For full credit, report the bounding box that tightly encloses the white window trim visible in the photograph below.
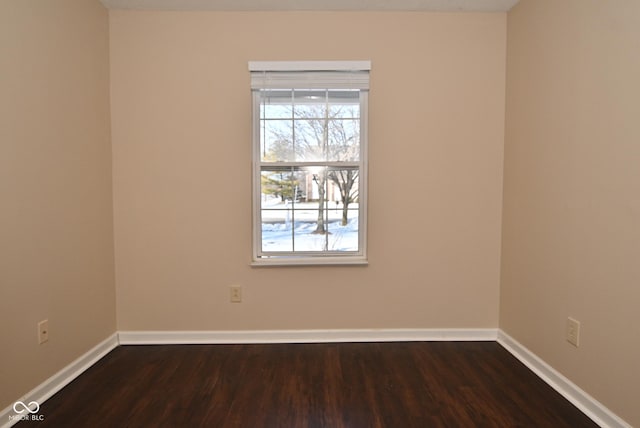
[250,61,370,267]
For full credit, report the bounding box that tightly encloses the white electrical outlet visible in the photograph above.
[566,317,580,347]
[38,319,49,344]
[230,286,242,303]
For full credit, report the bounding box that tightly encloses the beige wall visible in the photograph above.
[3,2,637,425]
[0,0,115,410]
[110,11,506,331]
[501,0,640,425]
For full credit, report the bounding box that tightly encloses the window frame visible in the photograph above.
[249,61,370,266]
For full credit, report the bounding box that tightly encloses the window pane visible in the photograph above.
[262,218,293,252]
[260,169,300,201]
[259,166,360,254]
[328,90,360,118]
[326,167,360,252]
[260,168,296,252]
[260,91,361,163]
[295,120,325,162]
[292,208,324,251]
[328,118,360,161]
[327,213,359,251]
[260,90,292,119]
[294,90,327,119]
[262,120,293,162]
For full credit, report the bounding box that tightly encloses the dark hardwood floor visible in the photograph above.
[17,342,599,427]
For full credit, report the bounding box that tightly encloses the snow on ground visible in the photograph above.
[260,197,359,252]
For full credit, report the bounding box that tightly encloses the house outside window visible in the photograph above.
[250,61,370,266]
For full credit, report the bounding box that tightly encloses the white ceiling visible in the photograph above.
[100,0,520,12]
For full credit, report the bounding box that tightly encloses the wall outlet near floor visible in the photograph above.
[38,319,49,344]
[230,286,242,303]
[566,317,580,347]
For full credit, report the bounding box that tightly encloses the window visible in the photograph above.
[250,61,370,266]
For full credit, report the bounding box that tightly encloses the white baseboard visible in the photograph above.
[117,328,499,344]
[497,330,631,428]
[1,333,119,428]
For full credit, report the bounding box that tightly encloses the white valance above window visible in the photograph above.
[249,61,371,90]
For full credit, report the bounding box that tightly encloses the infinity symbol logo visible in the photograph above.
[13,401,40,414]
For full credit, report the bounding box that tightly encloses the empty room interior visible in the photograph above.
[1,0,638,426]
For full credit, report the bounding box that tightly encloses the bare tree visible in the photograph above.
[328,169,358,226]
[292,106,331,234]
[265,95,360,234]
[311,172,327,234]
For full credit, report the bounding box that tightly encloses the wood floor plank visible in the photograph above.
[15,342,599,427]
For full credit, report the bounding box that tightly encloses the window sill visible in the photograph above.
[251,256,368,267]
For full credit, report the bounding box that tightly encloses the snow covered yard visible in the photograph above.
[260,197,359,252]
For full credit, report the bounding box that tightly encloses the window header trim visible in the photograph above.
[249,61,371,90]
[248,61,371,72]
